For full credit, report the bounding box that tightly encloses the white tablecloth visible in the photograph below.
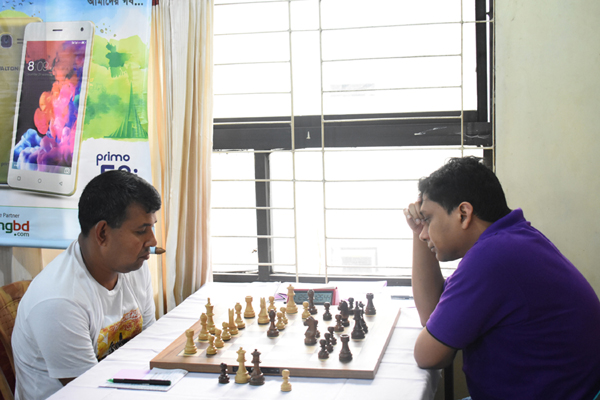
[48,282,440,400]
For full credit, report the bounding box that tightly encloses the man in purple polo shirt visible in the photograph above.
[404,157,600,399]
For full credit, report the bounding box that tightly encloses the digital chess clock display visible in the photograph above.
[293,290,335,305]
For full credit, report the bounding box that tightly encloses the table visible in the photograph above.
[48,282,441,400]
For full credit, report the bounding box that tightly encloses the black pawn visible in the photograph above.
[339,334,352,362]
[318,339,329,359]
[218,363,230,384]
[327,326,337,345]
[324,332,334,353]
[249,349,265,386]
[323,302,332,321]
[334,314,344,332]
[365,293,376,315]
[267,309,279,337]
[308,289,318,315]
[348,297,355,311]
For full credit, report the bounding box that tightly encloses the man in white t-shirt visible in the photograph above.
[12,170,161,400]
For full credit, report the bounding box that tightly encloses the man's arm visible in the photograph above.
[27,299,98,382]
[404,201,445,326]
[414,326,457,369]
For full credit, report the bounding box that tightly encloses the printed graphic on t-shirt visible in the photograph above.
[96,308,143,360]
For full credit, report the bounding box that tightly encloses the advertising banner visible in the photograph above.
[0,0,153,248]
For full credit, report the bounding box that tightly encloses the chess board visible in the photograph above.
[150,299,401,379]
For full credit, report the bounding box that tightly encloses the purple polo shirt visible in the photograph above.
[427,209,600,399]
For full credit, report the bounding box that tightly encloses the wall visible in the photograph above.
[496,0,600,296]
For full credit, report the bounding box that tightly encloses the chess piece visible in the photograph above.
[302,301,310,319]
[351,307,365,339]
[268,295,276,311]
[228,308,239,335]
[206,334,217,355]
[324,332,334,353]
[286,285,298,314]
[244,296,256,318]
[307,289,318,315]
[249,349,265,386]
[339,334,352,362]
[334,314,344,332]
[281,369,292,392]
[235,347,250,383]
[267,309,280,337]
[218,363,230,383]
[323,302,332,321]
[276,311,286,330]
[348,297,355,311]
[327,326,337,345]
[303,316,318,345]
[280,307,288,325]
[358,302,369,334]
[318,339,329,359]
[258,297,269,325]
[365,293,376,315]
[206,298,216,334]
[215,328,225,348]
[222,322,232,341]
[184,329,197,354]
[338,300,350,327]
[198,313,209,341]
[235,302,246,329]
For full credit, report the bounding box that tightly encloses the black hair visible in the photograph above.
[418,156,511,223]
[78,170,161,235]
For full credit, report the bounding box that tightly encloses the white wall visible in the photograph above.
[496,0,600,295]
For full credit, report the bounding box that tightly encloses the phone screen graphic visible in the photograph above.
[12,39,88,176]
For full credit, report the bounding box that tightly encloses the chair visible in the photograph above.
[0,281,31,400]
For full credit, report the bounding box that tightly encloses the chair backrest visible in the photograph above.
[0,280,31,400]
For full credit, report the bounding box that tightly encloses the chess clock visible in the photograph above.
[293,288,338,305]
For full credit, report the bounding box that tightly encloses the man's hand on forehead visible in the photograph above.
[404,197,424,233]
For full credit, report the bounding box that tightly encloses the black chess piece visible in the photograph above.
[358,302,368,334]
[323,302,332,321]
[324,332,334,353]
[334,314,344,332]
[339,334,352,362]
[327,326,337,345]
[267,309,279,337]
[351,307,365,339]
[218,363,230,384]
[249,349,265,386]
[348,297,354,311]
[307,289,318,315]
[318,339,329,359]
[365,293,376,315]
[304,316,318,345]
[338,300,350,327]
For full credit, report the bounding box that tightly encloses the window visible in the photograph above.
[212,0,493,284]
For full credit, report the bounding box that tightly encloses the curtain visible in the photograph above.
[149,0,214,316]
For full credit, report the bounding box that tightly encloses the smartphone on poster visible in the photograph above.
[8,21,94,196]
[0,17,41,185]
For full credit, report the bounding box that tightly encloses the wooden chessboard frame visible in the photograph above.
[150,300,401,379]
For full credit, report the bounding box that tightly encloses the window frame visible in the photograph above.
[212,0,494,285]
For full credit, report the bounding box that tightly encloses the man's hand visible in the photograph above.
[404,197,424,236]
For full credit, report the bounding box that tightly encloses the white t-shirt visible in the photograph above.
[12,240,155,400]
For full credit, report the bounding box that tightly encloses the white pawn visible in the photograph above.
[281,369,292,392]
[302,301,310,319]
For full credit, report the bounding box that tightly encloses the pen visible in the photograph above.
[150,247,166,255]
[108,378,171,386]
